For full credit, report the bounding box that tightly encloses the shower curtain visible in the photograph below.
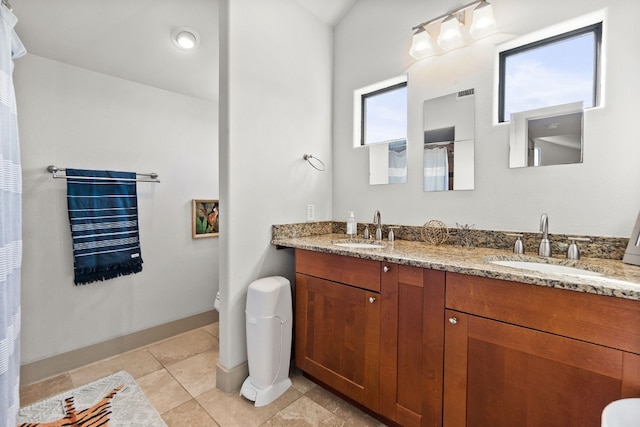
[0,4,25,427]
[423,146,449,191]
[388,143,407,184]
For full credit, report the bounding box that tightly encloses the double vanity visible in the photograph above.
[273,227,640,427]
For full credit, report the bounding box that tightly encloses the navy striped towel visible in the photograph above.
[66,169,143,285]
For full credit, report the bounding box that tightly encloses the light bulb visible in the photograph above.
[176,31,196,49]
[470,1,497,39]
[410,29,436,59]
[437,15,464,50]
[171,27,200,50]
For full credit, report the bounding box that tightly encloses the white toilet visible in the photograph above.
[240,276,293,407]
[602,398,640,427]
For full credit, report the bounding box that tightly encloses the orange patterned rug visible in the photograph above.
[17,371,166,426]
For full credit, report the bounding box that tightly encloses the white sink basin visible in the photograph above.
[490,260,603,277]
[333,241,385,249]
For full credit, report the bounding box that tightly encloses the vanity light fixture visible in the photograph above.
[469,0,497,39]
[437,13,465,50]
[409,28,437,59]
[171,27,200,50]
[410,0,497,59]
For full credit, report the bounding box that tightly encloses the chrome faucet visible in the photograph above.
[373,210,382,241]
[538,213,551,257]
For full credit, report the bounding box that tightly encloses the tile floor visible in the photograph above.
[19,323,387,426]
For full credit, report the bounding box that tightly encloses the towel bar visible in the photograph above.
[46,165,160,183]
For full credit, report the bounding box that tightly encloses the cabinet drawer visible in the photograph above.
[296,249,381,292]
[446,272,640,354]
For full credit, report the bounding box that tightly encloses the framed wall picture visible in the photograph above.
[192,199,219,238]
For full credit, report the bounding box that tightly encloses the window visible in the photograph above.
[361,82,407,146]
[353,75,408,147]
[498,23,602,122]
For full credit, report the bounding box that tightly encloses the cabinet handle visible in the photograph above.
[369,297,376,304]
[383,266,390,273]
[448,317,458,325]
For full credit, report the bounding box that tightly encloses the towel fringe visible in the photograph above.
[74,260,143,285]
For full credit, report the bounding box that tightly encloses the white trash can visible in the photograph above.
[240,276,292,407]
[602,398,640,427]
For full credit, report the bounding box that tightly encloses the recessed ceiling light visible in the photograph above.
[171,27,200,50]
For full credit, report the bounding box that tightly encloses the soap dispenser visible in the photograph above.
[506,233,524,254]
[513,235,524,254]
[346,211,357,238]
[567,237,590,260]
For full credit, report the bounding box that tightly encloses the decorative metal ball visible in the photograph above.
[422,220,449,245]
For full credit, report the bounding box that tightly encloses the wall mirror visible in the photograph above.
[353,75,408,185]
[369,140,407,185]
[508,101,583,168]
[423,89,475,192]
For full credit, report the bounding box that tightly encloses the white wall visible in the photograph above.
[218,0,332,374]
[15,54,219,363]
[333,0,640,237]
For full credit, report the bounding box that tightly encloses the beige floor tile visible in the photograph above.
[290,369,317,394]
[305,387,386,426]
[197,385,302,427]
[166,350,218,398]
[147,328,217,366]
[69,348,162,386]
[137,368,192,414]
[202,322,219,339]
[163,398,220,427]
[262,395,346,426]
[19,373,74,406]
[18,322,379,427]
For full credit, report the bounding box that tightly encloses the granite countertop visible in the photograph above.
[272,233,640,302]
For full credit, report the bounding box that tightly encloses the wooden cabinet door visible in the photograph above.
[295,273,380,410]
[443,309,637,427]
[380,265,445,427]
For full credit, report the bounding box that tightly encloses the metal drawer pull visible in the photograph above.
[369,297,376,303]
[383,266,390,273]
[449,317,458,325]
